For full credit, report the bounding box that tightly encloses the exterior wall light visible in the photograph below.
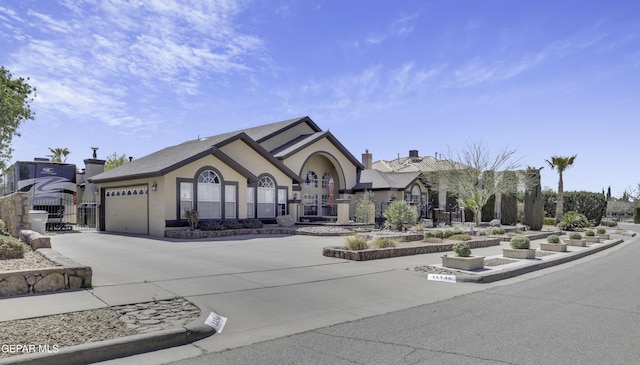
[151,182,157,191]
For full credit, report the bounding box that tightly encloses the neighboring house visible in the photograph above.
[353,163,431,220]
[89,117,364,236]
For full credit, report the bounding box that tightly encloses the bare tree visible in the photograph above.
[434,140,523,226]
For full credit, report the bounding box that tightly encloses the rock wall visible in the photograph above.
[0,192,30,237]
[0,248,92,297]
[323,238,501,261]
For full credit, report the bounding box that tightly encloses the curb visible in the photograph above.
[0,303,216,365]
[456,238,626,283]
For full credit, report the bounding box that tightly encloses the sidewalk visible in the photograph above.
[0,230,635,365]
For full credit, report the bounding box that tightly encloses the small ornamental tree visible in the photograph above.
[383,200,417,230]
[355,190,375,223]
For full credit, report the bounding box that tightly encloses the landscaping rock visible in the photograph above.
[276,215,295,227]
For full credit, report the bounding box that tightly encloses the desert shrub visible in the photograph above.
[410,221,428,232]
[547,234,560,243]
[424,230,444,239]
[199,221,225,231]
[343,236,369,250]
[477,229,489,236]
[490,227,505,235]
[383,200,417,230]
[601,220,617,227]
[557,211,589,231]
[596,228,606,235]
[0,236,25,259]
[543,217,556,226]
[448,234,472,241]
[585,230,595,237]
[184,209,199,230]
[442,227,464,239]
[509,235,530,249]
[569,232,582,240]
[241,219,264,229]
[0,219,6,231]
[422,237,444,244]
[452,242,471,257]
[371,237,399,248]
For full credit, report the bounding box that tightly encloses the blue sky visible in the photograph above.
[1,0,639,197]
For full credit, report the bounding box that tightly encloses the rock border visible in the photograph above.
[323,238,501,261]
[0,230,92,297]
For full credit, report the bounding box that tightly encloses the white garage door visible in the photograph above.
[104,186,149,235]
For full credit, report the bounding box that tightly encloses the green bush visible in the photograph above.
[452,242,471,257]
[199,221,225,231]
[448,234,472,241]
[569,232,582,240]
[543,217,556,226]
[422,237,444,243]
[490,227,505,235]
[557,211,589,231]
[343,236,369,250]
[585,230,595,237]
[424,230,444,239]
[355,191,375,223]
[242,219,264,229]
[509,235,530,249]
[223,220,243,229]
[563,191,608,226]
[0,236,25,259]
[184,209,199,230]
[371,237,399,248]
[596,228,606,235]
[383,200,417,230]
[547,234,560,243]
[601,220,617,227]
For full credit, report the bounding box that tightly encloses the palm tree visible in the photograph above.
[545,155,577,223]
[49,147,70,162]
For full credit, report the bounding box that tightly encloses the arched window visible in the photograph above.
[257,176,275,218]
[303,171,318,188]
[410,185,421,204]
[197,170,221,218]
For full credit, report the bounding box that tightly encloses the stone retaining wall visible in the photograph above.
[0,192,30,237]
[0,248,92,297]
[165,227,299,239]
[323,238,501,261]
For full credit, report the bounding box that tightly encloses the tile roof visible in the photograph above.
[354,170,424,190]
[371,155,467,173]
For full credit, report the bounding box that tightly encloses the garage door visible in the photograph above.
[104,186,148,234]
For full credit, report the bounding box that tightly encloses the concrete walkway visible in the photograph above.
[0,229,634,364]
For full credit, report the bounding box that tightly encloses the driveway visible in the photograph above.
[51,232,499,355]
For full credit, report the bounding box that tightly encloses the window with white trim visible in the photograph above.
[257,176,275,218]
[225,185,236,219]
[197,170,221,219]
[180,182,193,218]
[247,187,255,218]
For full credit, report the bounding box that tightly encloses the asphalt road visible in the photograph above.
[166,223,640,365]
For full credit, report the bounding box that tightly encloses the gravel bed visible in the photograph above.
[484,258,519,266]
[0,250,60,271]
[0,298,200,359]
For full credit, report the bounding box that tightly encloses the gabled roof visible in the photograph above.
[272,131,365,170]
[89,117,313,184]
[354,170,426,191]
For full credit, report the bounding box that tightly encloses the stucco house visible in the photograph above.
[89,116,364,236]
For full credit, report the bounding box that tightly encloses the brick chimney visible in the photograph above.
[362,149,372,169]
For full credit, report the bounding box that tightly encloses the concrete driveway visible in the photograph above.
[50,232,498,357]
